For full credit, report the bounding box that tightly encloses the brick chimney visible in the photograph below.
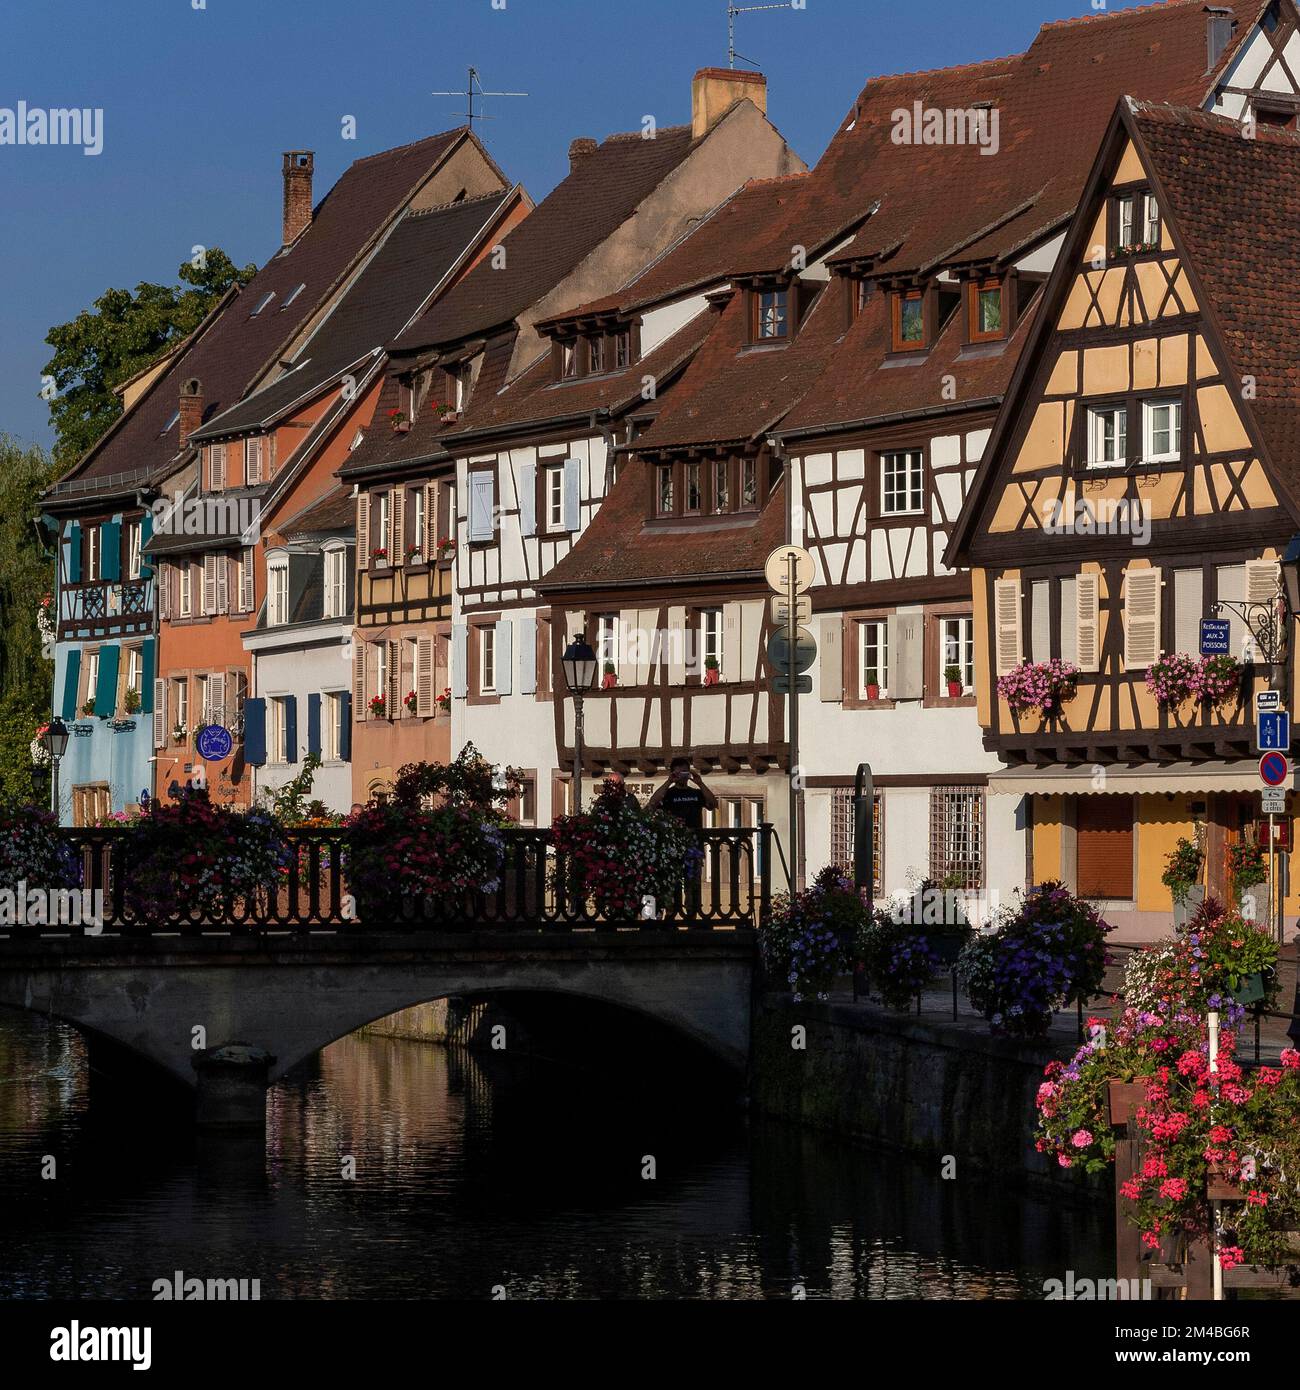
[568,137,598,173]
[178,377,203,448]
[691,67,766,140]
[282,150,314,245]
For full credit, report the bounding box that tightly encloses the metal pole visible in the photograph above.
[853,762,874,918]
[787,551,801,891]
[51,754,60,822]
[1209,1010,1224,1302]
[573,692,584,815]
[1271,812,1279,944]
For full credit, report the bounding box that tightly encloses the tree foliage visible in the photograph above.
[41,248,256,464]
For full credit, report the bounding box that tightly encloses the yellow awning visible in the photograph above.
[988,760,1269,797]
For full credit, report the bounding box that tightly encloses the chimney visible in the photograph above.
[1205,7,1234,74]
[178,378,203,448]
[282,150,314,245]
[691,67,766,140]
[568,136,598,173]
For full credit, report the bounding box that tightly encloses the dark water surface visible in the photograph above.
[0,1012,1108,1300]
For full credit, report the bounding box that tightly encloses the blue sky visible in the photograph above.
[0,0,1155,451]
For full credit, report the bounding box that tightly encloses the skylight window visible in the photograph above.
[280,283,306,310]
[159,410,180,435]
[250,291,276,317]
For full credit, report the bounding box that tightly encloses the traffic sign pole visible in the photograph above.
[787,548,800,894]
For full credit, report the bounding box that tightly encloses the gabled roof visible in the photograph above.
[50,127,474,492]
[192,189,516,441]
[389,123,701,352]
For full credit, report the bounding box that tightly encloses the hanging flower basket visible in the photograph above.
[1146,653,1198,708]
[996,659,1079,716]
[1191,653,1242,707]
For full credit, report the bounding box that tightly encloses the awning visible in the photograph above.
[989,760,1268,797]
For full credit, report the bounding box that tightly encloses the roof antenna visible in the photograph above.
[727,1,796,69]
[431,66,528,128]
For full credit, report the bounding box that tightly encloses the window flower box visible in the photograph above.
[436,687,451,714]
[403,689,418,715]
[368,696,387,719]
[1107,1079,1147,1127]
[996,659,1079,716]
[81,699,96,717]
[406,544,424,566]
[388,409,410,434]
[370,547,389,569]
[436,537,456,561]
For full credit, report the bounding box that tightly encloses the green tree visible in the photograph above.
[41,248,256,464]
[0,436,59,804]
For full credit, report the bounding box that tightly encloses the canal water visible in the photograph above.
[0,1010,1109,1300]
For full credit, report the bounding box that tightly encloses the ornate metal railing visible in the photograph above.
[42,825,772,937]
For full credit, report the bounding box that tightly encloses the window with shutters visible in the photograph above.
[544,464,565,533]
[940,616,974,693]
[86,525,100,583]
[859,619,888,698]
[929,786,984,891]
[373,642,387,703]
[80,650,99,714]
[1122,566,1162,671]
[480,626,496,694]
[410,487,426,558]
[126,646,143,700]
[596,613,619,677]
[373,493,391,562]
[700,608,723,683]
[229,670,247,738]
[830,787,883,895]
[881,450,925,515]
[172,678,188,735]
[72,784,112,827]
[269,697,288,764]
[1075,796,1134,899]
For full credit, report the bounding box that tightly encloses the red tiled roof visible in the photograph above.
[279,482,354,537]
[55,127,471,489]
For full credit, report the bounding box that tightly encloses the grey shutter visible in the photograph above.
[518,616,537,694]
[1031,580,1051,664]
[495,619,513,696]
[888,609,923,699]
[241,548,255,613]
[153,678,167,748]
[518,464,536,537]
[1173,568,1203,656]
[563,458,581,532]
[468,472,495,542]
[452,623,468,698]
[820,617,843,701]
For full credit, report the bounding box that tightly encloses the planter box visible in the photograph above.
[1172,883,1204,930]
[1232,970,1268,1006]
[1108,1079,1147,1126]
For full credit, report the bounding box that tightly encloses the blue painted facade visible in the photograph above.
[50,506,157,824]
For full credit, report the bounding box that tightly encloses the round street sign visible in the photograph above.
[1260,751,1289,788]
[764,545,815,596]
[768,629,817,675]
[196,724,234,762]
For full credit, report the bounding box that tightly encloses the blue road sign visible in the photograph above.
[196,724,233,761]
[1200,619,1231,656]
[1260,751,1290,788]
[1258,712,1291,754]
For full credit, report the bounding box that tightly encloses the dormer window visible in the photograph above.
[651,456,767,520]
[561,341,578,379]
[656,465,674,515]
[614,328,632,369]
[892,290,925,351]
[1113,189,1160,254]
[588,335,605,373]
[755,289,789,340]
[967,276,1012,343]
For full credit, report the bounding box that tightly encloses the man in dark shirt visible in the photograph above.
[648,758,718,828]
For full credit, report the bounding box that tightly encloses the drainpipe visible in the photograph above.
[767,431,802,892]
[590,408,618,494]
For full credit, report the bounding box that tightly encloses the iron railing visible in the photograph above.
[42,824,772,936]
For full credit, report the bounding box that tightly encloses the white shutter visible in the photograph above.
[158,562,171,620]
[240,548,255,613]
[356,493,370,570]
[820,617,843,701]
[203,554,217,614]
[722,603,742,684]
[392,487,406,565]
[208,672,226,729]
[353,641,367,721]
[563,458,581,532]
[416,635,435,716]
[468,472,495,542]
[1173,568,1203,656]
[1246,558,1280,606]
[153,679,166,748]
[1030,580,1051,664]
[994,578,1022,675]
[216,555,229,614]
[1075,572,1100,672]
[518,617,537,695]
[1123,567,1162,670]
[668,606,687,684]
[451,624,469,698]
[495,619,513,696]
[519,464,537,537]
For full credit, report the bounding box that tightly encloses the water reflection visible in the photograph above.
[0,1010,1108,1299]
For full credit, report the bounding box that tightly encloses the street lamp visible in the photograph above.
[560,634,598,814]
[43,716,70,821]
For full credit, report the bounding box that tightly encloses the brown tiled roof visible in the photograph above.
[389,125,698,352]
[1131,100,1300,509]
[54,127,470,490]
[280,482,354,537]
[193,190,514,440]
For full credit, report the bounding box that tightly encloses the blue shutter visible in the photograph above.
[140,512,154,578]
[307,692,321,758]
[141,639,155,713]
[67,523,82,583]
[563,458,580,532]
[285,695,298,764]
[243,698,267,765]
[452,623,468,698]
[495,619,513,696]
[468,472,495,541]
[339,692,352,761]
[518,463,536,537]
[100,520,121,581]
[518,616,537,695]
[95,644,120,718]
[61,650,81,720]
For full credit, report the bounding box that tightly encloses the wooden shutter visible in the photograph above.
[519,464,537,537]
[386,639,400,715]
[307,693,321,757]
[1246,558,1280,606]
[1076,796,1134,899]
[1075,572,1100,673]
[61,650,80,720]
[203,554,217,615]
[153,678,167,748]
[392,487,406,565]
[216,555,229,614]
[993,578,1022,675]
[210,445,225,490]
[888,610,923,699]
[820,617,843,701]
[158,561,171,619]
[353,641,367,720]
[563,458,581,532]
[241,548,255,613]
[356,492,370,569]
[243,698,267,765]
[416,636,435,715]
[1123,567,1162,670]
[208,672,226,729]
[517,617,537,695]
[468,472,495,541]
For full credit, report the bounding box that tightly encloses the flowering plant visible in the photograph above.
[403,689,418,713]
[1190,654,1241,706]
[370,547,388,562]
[406,542,423,561]
[550,777,695,921]
[30,723,51,768]
[1160,836,1202,904]
[1145,653,1198,707]
[436,687,451,713]
[760,865,865,1002]
[122,788,290,926]
[959,882,1112,1038]
[368,695,386,717]
[436,537,456,557]
[1183,897,1278,1006]
[0,805,80,898]
[81,698,96,717]
[1226,839,1267,904]
[857,909,944,1010]
[996,659,1078,716]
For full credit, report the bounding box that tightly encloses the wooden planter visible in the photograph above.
[1108,1079,1147,1126]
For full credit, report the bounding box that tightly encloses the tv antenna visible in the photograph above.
[432,66,528,128]
[727,2,796,69]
